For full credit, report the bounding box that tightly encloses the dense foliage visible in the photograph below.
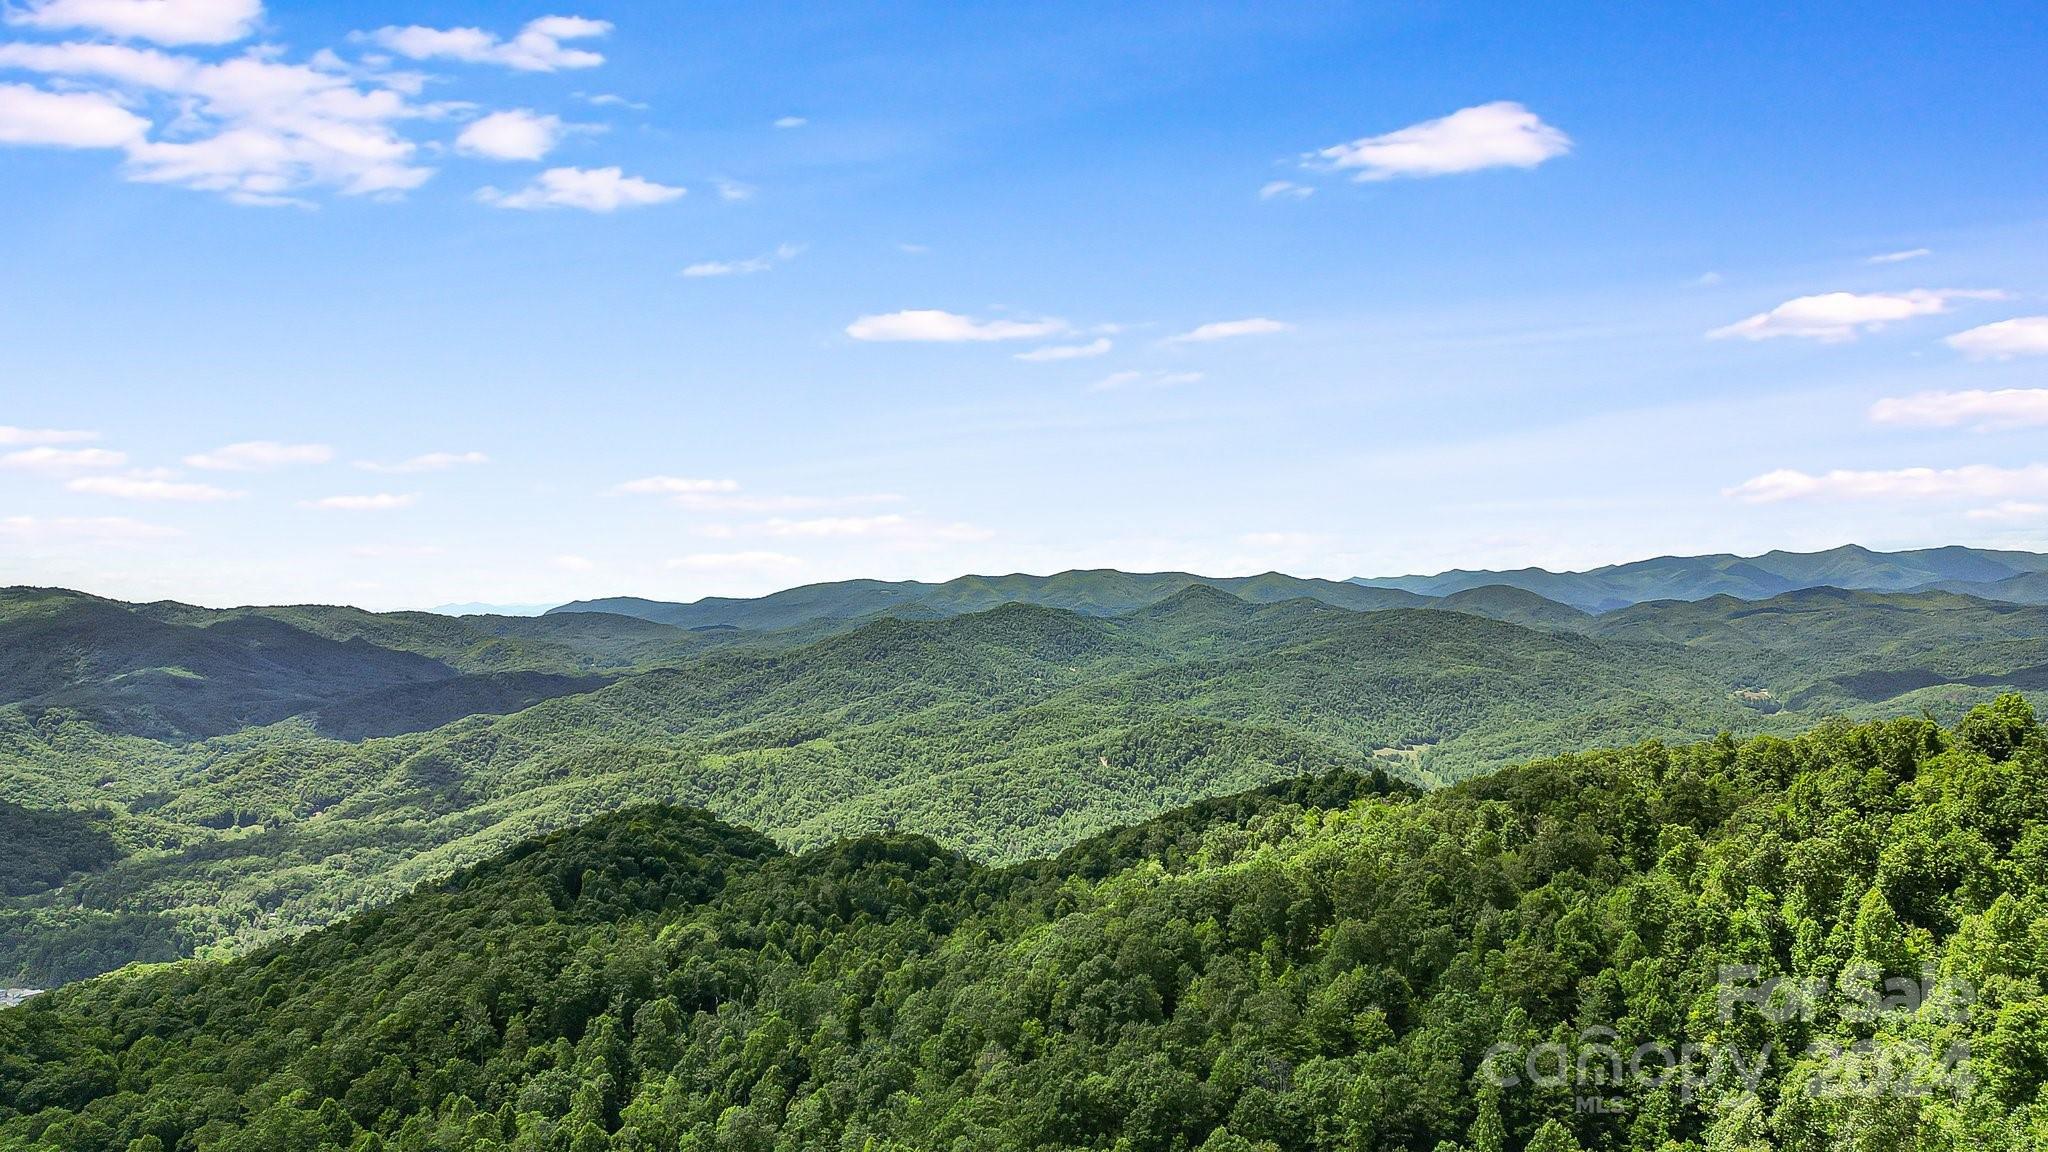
[7,580,2048,986]
[1351,543,2048,611]
[4,698,2047,1150]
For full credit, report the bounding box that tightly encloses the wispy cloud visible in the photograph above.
[0,425,97,445]
[682,244,801,278]
[1946,316,2048,359]
[354,451,488,473]
[1708,289,2002,343]
[1967,501,2048,522]
[773,115,805,129]
[1312,101,1570,181]
[1258,180,1313,200]
[1164,317,1291,344]
[1867,248,1932,264]
[1869,389,2048,431]
[1094,370,1204,391]
[757,514,992,543]
[616,475,741,497]
[575,92,645,110]
[365,15,611,72]
[0,514,179,544]
[479,166,684,212]
[713,178,754,202]
[552,553,595,571]
[69,474,239,500]
[185,440,332,470]
[0,445,125,471]
[301,492,417,510]
[846,309,1066,343]
[1015,337,1111,362]
[667,550,801,570]
[1728,463,2048,503]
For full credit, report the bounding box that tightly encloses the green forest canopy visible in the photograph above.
[3,696,2046,1151]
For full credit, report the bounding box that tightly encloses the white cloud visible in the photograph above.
[1727,463,2048,503]
[761,514,906,537]
[1869,389,2048,431]
[480,166,684,211]
[773,115,805,129]
[456,109,563,161]
[0,82,149,148]
[367,15,611,72]
[682,244,801,278]
[0,445,126,471]
[1708,289,2002,343]
[679,491,900,514]
[616,475,740,496]
[756,514,992,544]
[1867,248,1931,264]
[0,42,435,202]
[667,550,801,570]
[1314,101,1570,181]
[713,178,754,201]
[552,553,594,571]
[1165,317,1292,344]
[0,425,97,445]
[1093,370,1204,391]
[7,0,261,45]
[0,514,178,544]
[1967,501,2048,522]
[1258,180,1312,200]
[1946,316,2048,360]
[354,450,488,473]
[1015,337,1112,362]
[1239,531,1333,551]
[69,474,238,500]
[845,309,1066,343]
[301,492,416,510]
[575,92,645,110]
[184,440,331,470]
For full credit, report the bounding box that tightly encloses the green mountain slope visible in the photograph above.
[1917,569,2048,605]
[5,583,2047,986]
[551,568,1429,630]
[4,699,2043,1151]
[1352,543,2048,610]
[0,589,712,741]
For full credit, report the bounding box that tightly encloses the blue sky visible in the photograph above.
[2,0,2046,609]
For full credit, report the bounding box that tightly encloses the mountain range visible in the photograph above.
[5,565,2048,986]
[546,545,2048,634]
[1350,542,2048,611]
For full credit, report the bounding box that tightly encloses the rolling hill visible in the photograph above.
[5,578,2047,986]
[3,699,2041,1151]
[552,569,1430,630]
[1351,543,2048,611]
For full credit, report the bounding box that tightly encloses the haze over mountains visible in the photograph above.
[1350,543,2048,611]
[6,547,2048,988]
[552,545,2048,631]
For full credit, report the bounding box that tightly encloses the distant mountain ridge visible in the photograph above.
[552,569,1431,629]
[1349,543,2048,612]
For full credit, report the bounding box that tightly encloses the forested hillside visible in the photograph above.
[7,581,2048,986]
[1354,544,2048,611]
[4,698,2044,1151]
[552,569,1430,630]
